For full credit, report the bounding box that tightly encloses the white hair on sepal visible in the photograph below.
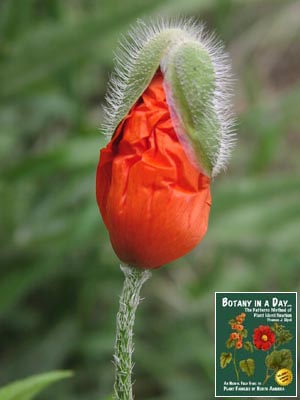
[201,33,236,176]
[102,17,236,176]
[102,17,203,138]
[175,22,236,176]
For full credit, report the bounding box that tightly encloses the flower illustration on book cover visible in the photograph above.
[220,316,293,385]
[253,325,275,351]
[220,312,255,380]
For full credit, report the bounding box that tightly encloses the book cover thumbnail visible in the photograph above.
[215,292,297,397]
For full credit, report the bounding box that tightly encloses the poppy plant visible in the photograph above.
[253,325,275,351]
[97,18,235,400]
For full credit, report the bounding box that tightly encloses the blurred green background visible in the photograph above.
[0,0,299,399]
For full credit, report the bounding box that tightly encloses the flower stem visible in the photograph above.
[113,264,151,400]
[263,371,269,386]
[263,368,275,386]
[233,348,239,381]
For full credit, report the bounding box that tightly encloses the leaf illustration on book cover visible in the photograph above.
[272,323,293,346]
[265,349,293,370]
[243,341,254,352]
[226,338,235,348]
[240,328,248,339]
[239,359,255,377]
[220,352,232,369]
[276,330,293,346]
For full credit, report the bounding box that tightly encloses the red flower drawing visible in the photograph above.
[253,325,275,351]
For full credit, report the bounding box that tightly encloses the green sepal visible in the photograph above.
[104,20,233,175]
[163,41,220,175]
[110,29,187,136]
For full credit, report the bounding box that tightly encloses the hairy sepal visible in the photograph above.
[104,29,184,138]
[103,19,235,176]
[162,42,220,176]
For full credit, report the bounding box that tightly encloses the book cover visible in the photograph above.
[215,292,297,397]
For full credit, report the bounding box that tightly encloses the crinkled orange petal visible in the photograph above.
[96,71,211,269]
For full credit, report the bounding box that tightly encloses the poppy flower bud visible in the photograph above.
[97,19,235,269]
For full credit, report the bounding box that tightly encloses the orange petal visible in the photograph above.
[96,71,211,269]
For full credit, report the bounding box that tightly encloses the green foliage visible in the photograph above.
[1,0,300,399]
[243,341,254,352]
[272,323,293,346]
[240,329,248,339]
[226,338,235,349]
[265,349,293,371]
[220,352,232,369]
[276,329,293,346]
[239,359,255,377]
[0,371,72,400]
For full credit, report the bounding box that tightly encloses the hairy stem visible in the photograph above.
[113,264,151,400]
